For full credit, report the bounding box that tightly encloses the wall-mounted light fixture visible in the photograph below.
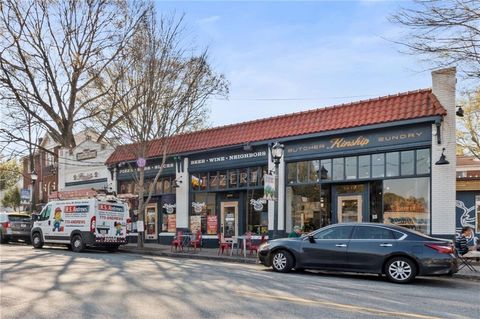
[173,179,183,188]
[456,106,464,117]
[435,148,450,165]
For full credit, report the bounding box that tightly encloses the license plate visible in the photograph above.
[100,229,107,235]
[21,224,26,228]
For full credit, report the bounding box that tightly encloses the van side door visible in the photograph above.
[36,204,52,240]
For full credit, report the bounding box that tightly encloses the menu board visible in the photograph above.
[207,215,218,235]
[190,215,201,232]
[145,205,157,239]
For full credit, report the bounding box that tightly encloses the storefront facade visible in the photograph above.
[107,68,458,244]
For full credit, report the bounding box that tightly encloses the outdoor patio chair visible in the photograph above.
[217,233,230,255]
[248,234,266,257]
[188,230,202,253]
[171,231,184,252]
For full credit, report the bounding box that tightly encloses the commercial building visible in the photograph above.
[106,68,457,245]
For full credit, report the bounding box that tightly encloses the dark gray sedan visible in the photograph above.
[258,223,458,283]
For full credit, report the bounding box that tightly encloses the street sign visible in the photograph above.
[136,157,146,168]
[20,189,31,204]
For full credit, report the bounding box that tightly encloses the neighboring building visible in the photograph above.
[456,155,480,240]
[106,68,457,245]
[22,134,60,211]
[53,130,114,200]
[22,129,113,210]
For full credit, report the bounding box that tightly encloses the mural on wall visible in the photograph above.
[455,192,478,244]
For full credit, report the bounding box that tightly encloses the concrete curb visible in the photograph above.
[119,247,258,264]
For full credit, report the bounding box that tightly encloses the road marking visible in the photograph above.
[236,290,443,319]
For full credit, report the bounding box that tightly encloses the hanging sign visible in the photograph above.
[162,203,176,214]
[263,174,276,201]
[250,198,267,212]
[192,202,206,213]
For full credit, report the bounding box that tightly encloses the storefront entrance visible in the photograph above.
[337,195,363,223]
[221,201,238,238]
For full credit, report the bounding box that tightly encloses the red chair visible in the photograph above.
[189,230,202,253]
[249,234,266,257]
[240,232,253,256]
[217,233,230,255]
[171,231,183,252]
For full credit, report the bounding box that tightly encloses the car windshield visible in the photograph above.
[8,215,31,222]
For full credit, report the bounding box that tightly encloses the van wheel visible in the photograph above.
[71,235,85,253]
[271,250,294,273]
[385,257,417,284]
[32,233,43,249]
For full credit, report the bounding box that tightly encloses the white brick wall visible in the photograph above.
[175,158,189,229]
[431,68,457,236]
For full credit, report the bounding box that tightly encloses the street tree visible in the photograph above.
[0,160,21,191]
[390,0,480,79]
[100,10,228,248]
[0,0,146,152]
[457,88,480,159]
[2,187,20,211]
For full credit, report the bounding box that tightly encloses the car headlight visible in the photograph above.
[259,243,270,251]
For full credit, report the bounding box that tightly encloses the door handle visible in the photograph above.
[380,243,393,247]
[335,244,347,247]
[48,220,51,226]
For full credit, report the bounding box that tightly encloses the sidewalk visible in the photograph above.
[119,243,480,280]
[119,243,258,264]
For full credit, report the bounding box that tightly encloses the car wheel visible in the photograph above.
[271,250,294,273]
[385,257,417,284]
[71,235,85,253]
[32,232,43,249]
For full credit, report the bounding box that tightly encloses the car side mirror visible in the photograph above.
[308,235,315,243]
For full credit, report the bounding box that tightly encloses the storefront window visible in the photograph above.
[249,168,260,186]
[239,169,248,187]
[345,157,357,180]
[416,149,430,174]
[246,190,268,235]
[383,178,430,234]
[332,158,344,181]
[287,163,297,184]
[359,155,370,179]
[309,160,319,182]
[372,153,385,178]
[297,161,309,183]
[228,170,238,188]
[218,171,227,189]
[320,159,331,180]
[401,151,415,176]
[191,193,216,234]
[386,152,399,177]
[161,194,176,233]
[320,185,332,227]
[209,171,219,189]
[287,184,321,233]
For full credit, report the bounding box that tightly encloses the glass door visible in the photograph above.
[145,204,157,239]
[337,195,363,223]
[220,201,238,239]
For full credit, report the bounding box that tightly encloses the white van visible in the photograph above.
[30,197,129,252]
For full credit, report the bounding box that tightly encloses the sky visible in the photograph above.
[155,0,435,128]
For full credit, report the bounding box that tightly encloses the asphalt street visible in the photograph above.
[0,244,479,319]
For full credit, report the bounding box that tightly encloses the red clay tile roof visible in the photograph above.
[106,89,446,165]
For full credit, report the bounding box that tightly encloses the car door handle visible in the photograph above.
[335,244,347,247]
[48,220,51,226]
[380,243,393,247]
